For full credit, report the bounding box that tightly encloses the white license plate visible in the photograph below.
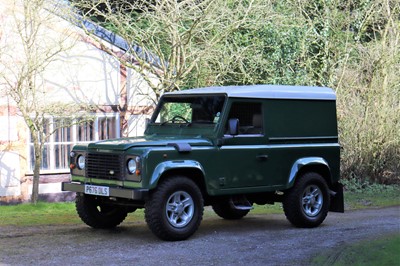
[84,185,110,196]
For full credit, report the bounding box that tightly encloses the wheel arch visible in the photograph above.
[288,157,332,188]
[149,160,208,197]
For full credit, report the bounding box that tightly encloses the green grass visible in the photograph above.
[0,202,148,226]
[311,234,400,266]
[0,202,80,226]
[0,185,399,226]
[343,183,400,210]
[0,201,284,227]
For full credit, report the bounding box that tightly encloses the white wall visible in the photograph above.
[0,151,21,197]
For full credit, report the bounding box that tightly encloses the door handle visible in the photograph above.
[256,155,269,161]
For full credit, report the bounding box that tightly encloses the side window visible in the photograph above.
[227,102,263,135]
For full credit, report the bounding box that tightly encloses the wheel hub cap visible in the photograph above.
[166,191,194,228]
[302,185,323,217]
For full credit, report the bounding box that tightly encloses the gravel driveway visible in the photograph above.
[1,206,399,266]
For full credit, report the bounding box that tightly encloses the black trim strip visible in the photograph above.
[269,136,338,141]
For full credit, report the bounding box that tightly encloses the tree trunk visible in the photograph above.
[31,157,41,204]
[30,135,43,204]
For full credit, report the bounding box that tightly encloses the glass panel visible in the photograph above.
[153,95,225,125]
[53,118,73,142]
[55,144,72,169]
[98,117,116,140]
[29,144,34,170]
[77,120,94,141]
[42,145,50,170]
[227,102,263,135]
[30,144,50,170]
[29,120,47,171]
[29,118,50,144]
[158,102,192,123]
[42,118,50,138]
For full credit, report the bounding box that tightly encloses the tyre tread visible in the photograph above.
[145,176,204,241]
[76,193,127,229]
[283,172,330,228]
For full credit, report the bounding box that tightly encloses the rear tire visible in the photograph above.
[283,172,330,228]
[145,176,204,241]
[75,193,127,229]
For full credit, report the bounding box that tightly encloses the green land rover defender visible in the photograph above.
[62,85,344,241]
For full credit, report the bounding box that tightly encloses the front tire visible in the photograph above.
[283,172,330,228]
[145,176,204,241]
[75,193,128,229]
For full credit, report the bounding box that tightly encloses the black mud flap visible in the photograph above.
[329,182,344,213]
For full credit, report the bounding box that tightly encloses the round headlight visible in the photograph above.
[77,155,85,170]
[127,158,137,174]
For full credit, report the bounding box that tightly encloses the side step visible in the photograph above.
[229,196,254,211]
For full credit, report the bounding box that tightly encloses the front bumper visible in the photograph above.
[62,182,149,200]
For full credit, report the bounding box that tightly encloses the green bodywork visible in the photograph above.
[63,85,341,208]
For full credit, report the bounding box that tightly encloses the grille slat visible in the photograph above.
[86,153,125,180]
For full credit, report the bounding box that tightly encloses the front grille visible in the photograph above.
[86,153,125,180]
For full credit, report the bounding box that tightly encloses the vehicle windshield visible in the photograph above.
[151,95,226,128]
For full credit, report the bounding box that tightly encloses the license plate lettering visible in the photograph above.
[84,185,109,196]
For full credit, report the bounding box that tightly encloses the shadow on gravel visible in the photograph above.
[1,211,341,243]
[198,215,291,234]
[57,214,292,242]
[0,213,296,242]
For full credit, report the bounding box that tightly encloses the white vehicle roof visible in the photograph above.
[165,85,336,100]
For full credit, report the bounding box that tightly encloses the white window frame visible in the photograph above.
[27,113,120,174]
